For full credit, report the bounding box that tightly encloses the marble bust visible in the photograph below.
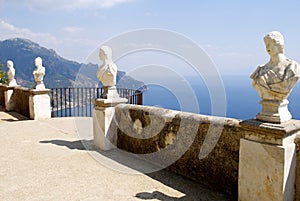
[33,57,46,90]
[96,46,118,98]
[251,31,300,123]
[6,60,17,86]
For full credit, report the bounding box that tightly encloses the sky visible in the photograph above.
[0,0,300,76]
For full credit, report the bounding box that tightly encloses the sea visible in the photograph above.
[54,75,300,120]
[142,75,300,120]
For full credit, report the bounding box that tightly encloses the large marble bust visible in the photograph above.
[96,46,117,87]
[251,31,300,123]
[33,57,46,90]
[251,31,300,100]
[6,60,17,86]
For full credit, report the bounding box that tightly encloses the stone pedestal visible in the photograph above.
[4,85,19,111]
[93,97,128,150]
[239,119,300,201]
[100,86,120,99]
[256,99,292,123]
[29,89,51,120]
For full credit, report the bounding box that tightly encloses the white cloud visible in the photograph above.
[145,12,158,17]
[0,19,100,62]
[1,0,134,11]
[0,19,59,45]
[62,26,83,33]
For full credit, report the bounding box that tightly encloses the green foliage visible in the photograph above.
[0,63,8,84]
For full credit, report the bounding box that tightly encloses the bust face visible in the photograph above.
[34,58,42,67]
[265,40,280,57]
[7,61,13,69]
[99,49,106,61]
[99,46,112,62]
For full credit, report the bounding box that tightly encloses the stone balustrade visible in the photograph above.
[0,84,51,120]
[114,104,242,196]
[93,102,300,200]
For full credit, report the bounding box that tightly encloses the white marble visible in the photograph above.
[93,98,127,150]
[6,60,17,86]
[96,46,118,98]
[239,138,296,201]
[33,57,46,90]
[4,88,15,111]
[29,91,51,120]
[251,31,300,123]
[93,106,116,150]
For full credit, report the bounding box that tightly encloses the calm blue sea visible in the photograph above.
[143,75,300,120]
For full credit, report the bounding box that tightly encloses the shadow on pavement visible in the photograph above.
[136,191,184,200]
[0,106,29,121]
[39,138,231,201]
[39,139,93,150]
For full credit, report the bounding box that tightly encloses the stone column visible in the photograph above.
[93,95,128,151]
[29,89,51,120]
[239,119,300,201]
[4,85,19,111]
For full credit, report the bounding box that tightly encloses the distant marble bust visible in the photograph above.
[251,31,300,101]
[6,60,17,86]
[33,57,46,90]
[96,46,117,87]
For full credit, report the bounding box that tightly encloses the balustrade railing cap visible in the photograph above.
[2,85,21,90]
[240,119,300,137]
[94,97,128,107]
[29,88,51,95]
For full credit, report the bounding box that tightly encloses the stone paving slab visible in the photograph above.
[0,109,231,201]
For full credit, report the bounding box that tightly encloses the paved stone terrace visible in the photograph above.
[0,106,231,201]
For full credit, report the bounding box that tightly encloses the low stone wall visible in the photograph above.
[115,104,243,197]
[0,84,5,107]
[13,87,31,117]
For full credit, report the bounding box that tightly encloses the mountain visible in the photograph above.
[0,38,144,89]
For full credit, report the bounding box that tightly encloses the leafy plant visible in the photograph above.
[0,63,8,84]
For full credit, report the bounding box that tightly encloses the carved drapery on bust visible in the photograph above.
[96,46,117,87]
[251,31,300,123]
[33,57,46,90]
[96,46,119,99]
[6,60,17,86]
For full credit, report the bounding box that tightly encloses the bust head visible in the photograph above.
[99,46,112,62]
[7,60,13,69]
[264,31,284,56]
[34,57,43,68]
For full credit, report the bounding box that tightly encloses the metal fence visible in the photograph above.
[50,87,143,117]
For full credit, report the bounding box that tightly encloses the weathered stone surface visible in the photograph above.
[4,86,16,111]
[0,84,5,106]
[239,119,300,201]
[240,119,300,145]
[114,104,243,197]
[0,86,51,119]
[12,87,31,117]
[93,98,128,150]
[294,136,300,201]
[239,139,296,201]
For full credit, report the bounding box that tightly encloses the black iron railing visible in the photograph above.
[50,87,143,117]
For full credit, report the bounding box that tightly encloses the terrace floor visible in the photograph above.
[0,106,231,201]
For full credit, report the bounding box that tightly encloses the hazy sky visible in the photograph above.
[0,0,300,76]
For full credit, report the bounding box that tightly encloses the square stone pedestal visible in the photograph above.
[93,97,128,150]
[4,85,19,111]
[239,119,300,201]
[29,89,51,120]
